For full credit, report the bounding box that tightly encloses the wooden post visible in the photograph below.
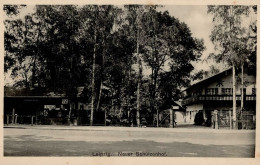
[229,110,232,129]
[35,114,37,125]
[31,116,34,126]
[7,115,9,125]
[211,111,214,128]
[12,108,15,124]
[156,106,159,128]
[215,111,219,129]
[241,64,244,114]
[170,109,173,128]
[14,114,17,124]
[104,109,107,126]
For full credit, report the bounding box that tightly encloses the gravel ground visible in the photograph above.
[4,125,255,157]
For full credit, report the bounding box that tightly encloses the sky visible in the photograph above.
[161,5,256,75]
[160,5,217,72]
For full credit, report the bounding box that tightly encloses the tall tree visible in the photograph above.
[124,5,148,127]
[79,5,100,126]
[4,5,86,119]
[208,5,253,129]
[79,5,124,125]
[4,5,205,127]
[141,9,204,127]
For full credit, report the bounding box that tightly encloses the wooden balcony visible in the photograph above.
[181,96,199,105]
[182,95,256,106]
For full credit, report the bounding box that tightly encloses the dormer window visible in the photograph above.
[206,88,218,95]
[192,90,202,96]
[222,88,233,95]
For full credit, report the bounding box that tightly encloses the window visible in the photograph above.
[206,88,218,95]
[252,88,256,95]
[192,90,202,96]
[221,88,233,95]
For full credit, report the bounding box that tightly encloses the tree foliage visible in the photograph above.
[208,5,256,70]
[4,5,205,125]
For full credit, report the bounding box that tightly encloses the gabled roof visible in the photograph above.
[183,67,232,92]
[4,86,49,97]
[173,101,185,111]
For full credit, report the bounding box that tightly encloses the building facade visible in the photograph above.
[181,68,256,129]
[4,86,109,126]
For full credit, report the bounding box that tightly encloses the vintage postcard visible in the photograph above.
[0,0,259,165]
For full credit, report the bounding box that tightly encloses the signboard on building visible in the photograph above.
[44,105,56,110]
[172,106,179,110]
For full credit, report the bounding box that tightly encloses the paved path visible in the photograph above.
[4,125,255,157]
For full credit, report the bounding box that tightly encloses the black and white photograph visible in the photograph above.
[1,0,259,162]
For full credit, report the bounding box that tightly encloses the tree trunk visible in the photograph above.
[31,54,37,88]
[232,63,237,129]
[152,32,159,128]
[136,59,141,127]
[151,68,159,128]
[96,82,103,112]
[136,22,141,127]
[96,32,106,112]
[68,103,72,125]
[156,105,159,127]
[90,20,98,126]
[12,108,15,124]
[241,64,244,118]
[154,69,159,128]
[136,58,141,127]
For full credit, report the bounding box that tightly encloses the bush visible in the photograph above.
[194,111,204,125]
